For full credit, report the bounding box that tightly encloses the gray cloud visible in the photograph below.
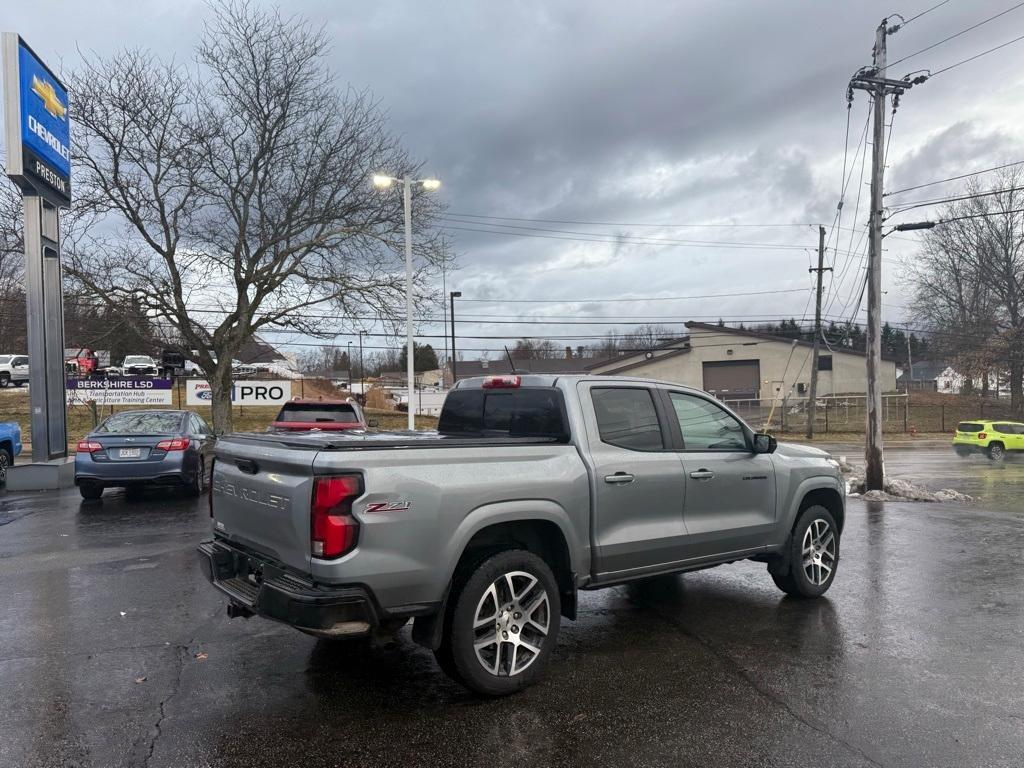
[6,0,1024,352]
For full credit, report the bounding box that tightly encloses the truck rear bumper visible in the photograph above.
[197,540,379,637]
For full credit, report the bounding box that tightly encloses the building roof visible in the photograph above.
[454,356,610,379]
[682,322,899,360]
[236,336,283,364]
[897,360,949,382]
[590,321,900,376]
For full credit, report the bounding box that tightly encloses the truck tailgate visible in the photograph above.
[211,437,319,573]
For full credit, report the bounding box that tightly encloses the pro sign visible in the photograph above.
[186,379,291,407]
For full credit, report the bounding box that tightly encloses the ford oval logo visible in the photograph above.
[197,390,213,400]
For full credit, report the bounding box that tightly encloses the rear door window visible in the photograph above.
[592,387,664,451]
[993,423,1015,435]
[439,388,568,439]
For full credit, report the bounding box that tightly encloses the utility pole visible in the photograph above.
[905,328,914,390]
[848,16,927,491]
[806,225,831,439]
[449,291,462,386]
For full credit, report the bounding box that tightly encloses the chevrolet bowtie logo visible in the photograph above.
[31,74,66,121]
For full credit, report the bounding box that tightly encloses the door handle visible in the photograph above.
[604,472,635,485]
[689,469,715,480]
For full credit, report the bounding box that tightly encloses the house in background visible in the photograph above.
[898,361,1008,396]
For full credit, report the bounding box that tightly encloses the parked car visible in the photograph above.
[0,421,22,486]
[75,410,216,500]
[120,355,159,376]
[953,420,1024,460]
[65,348,107,377]
[0,355,29,387]
[199,374,845,695]
[267,399,369,432]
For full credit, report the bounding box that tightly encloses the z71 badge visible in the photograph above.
[364,501,412,513]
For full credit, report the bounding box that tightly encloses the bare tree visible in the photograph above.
[906,169,1024,410]
[511,339,559,359]
[66,2,447,430]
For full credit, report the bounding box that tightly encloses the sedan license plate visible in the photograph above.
[119,448,142,459]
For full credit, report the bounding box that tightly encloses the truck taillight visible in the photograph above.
[482,375,521,389]
[156,438,190,451]
[76,440,103,453]
[311,475,362,559]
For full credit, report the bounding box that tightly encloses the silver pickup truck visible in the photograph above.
[199,374,844,695]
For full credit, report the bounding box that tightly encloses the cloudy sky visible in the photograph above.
[6,0,1024,360]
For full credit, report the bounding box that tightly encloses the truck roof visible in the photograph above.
[454,373,708,395]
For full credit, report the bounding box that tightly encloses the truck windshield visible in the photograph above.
[439,388,568,440]
[0,356,10,365]
[275,403,359,423]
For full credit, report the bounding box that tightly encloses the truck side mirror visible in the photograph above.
[752,433,777,454]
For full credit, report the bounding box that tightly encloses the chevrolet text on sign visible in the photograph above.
[3,34,72,204]
[186,379,291,407]
[66,377,173,406]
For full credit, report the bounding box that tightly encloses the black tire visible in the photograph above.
[0,373,8,388]
[771,505,839,599]
[435,549,560,696]
[185,458,206,497]
[988,442,1005,461]
[79,483,103,500]
[13,380,24,387]
[0,447,11,485]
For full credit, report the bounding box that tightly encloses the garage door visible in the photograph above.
[702,360,760,400]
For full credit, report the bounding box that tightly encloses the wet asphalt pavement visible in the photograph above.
[1,447,1022,768]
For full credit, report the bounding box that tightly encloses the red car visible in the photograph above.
[268,399,370,432]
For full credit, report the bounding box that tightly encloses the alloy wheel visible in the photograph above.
[802,519,836,586]
[472,570,550,677]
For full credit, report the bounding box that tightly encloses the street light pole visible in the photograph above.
[372,173,441,430]
[403,176,415,430]
[347,341,352,389]
[450,291,462,385]
[358,330,365,399]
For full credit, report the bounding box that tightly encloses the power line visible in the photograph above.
[885,159,1024,196]
[939,206,1024,223]
[884,1,1024,71]
[441,220,831,252]
[445,212,818,229]
[930,31,1024,76]
[889,184,1024,213]
[454,288,811,303]
[442,222,896,260]
[903,0,953,26]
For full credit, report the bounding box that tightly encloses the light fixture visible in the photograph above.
[372,174,394,189]
[421,179,441,191]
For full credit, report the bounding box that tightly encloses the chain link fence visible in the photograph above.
[724,394,1020,434]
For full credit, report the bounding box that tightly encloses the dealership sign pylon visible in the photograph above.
[3,33,70,462]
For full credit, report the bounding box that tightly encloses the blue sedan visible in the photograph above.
[75,410,216,500]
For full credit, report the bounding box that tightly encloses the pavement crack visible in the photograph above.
[624,588,887,768]
[140,637,194,768]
